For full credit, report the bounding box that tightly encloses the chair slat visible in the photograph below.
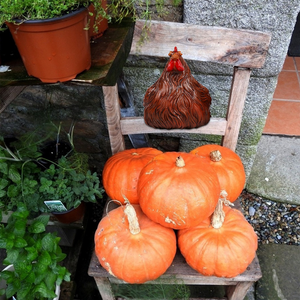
[131,20,271,68]
[120,117,227,135]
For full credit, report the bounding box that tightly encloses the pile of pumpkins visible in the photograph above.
[94,145,258,284]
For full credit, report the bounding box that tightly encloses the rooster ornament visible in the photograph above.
[143,47,211,129]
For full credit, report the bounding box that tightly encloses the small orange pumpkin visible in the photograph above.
[94,203,176,284]
[102,148,162,204]
[178,193,258,278]
[190,144,246,202]
[137,152,220,229]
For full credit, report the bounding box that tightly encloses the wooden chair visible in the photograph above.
[88,20,271,300]
[103,20,271,155]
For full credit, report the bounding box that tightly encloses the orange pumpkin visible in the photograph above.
[178,195,258,278]
[137,152,220,229]
[94,203,176,284]
[102,148,162,204]
[190,144,246,202]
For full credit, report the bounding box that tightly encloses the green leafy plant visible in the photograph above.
[0,203,71,300]
[0,135,45,214]
[0,123,104,214]
[38,155,104,212]
[0,0,94,25]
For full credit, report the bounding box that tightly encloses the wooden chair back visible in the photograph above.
[103,20,271,154]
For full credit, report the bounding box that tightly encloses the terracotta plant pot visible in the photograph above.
[6,7,91,83]
[52,202,86,224]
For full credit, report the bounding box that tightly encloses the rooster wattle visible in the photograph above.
[143,47,211,129]
[166,47,184,72]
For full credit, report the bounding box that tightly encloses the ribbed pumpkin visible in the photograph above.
[94,203,176,284]
[190,144,246,202]
[102,148,162,204]
[178,193,258,278]
[137,152,220,229]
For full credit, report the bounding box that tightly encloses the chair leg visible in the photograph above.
[93,277,116,300]
[226,281,253,300]
[102,84,126,154]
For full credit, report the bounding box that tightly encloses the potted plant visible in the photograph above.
[0,0,182,82]
[0,123,104,223]
[0,203,71,300]
[37,151,104,224]
[0,0,96,83]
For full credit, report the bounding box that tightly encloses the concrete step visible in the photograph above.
[255,244,300,300]
[246,135,300,205]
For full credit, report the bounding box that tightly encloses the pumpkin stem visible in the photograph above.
[124,203,140,235]
[211,190,234,229]
[210,150,222,162]
[123,195,140,235]
[176,156,185,167]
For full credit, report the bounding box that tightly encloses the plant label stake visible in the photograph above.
[44,200,68,212]
[143,47,211,129]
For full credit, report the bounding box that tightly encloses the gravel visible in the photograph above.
[240,191,300,245]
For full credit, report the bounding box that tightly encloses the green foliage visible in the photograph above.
[0,204,70,300]
[0,134,45,213]
[0,0,90,25]
[0,124,104,215]
[0,0,182,23]
[38,156,104,212]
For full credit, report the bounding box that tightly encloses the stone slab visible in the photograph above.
[246,135,300,205]
[256,244,300,300]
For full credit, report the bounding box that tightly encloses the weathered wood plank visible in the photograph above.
[131,20,271,68]
[89,250,261,286]
[120,117,227,135]
[103,85,126,154]
[222,68,251,151]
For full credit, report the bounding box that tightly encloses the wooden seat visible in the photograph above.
[88,19,271,300]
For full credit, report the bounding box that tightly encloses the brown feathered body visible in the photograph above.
[143,54,211,129]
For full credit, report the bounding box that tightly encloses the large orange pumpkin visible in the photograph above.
[190,144,246,202]
[94,203,176,284]
[102,148,162,204]
[177,195,258,278]
[137,152,220,229]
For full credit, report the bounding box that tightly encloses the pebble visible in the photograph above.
[249,206,256,216]
[239,191,300,245]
